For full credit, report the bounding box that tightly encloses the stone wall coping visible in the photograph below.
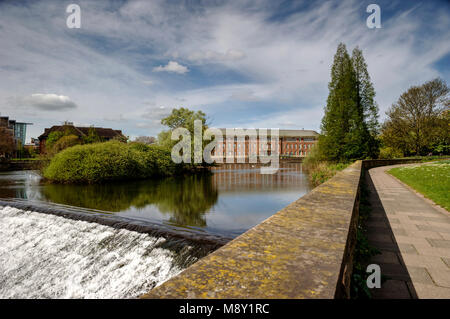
[143,161,366,299]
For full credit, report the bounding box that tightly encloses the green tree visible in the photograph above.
[83,127,104,144]
[433,109,450,154]
[320,43,357,161]
[161,107,207,131]
[381,78,449,155]
[45,131,65,151]
[134,136,156,145]
[46,130,83,156]
[157,130,173,149]
[51,135,82,155]
[320,43,379,161]
[0,127,15,158]
[159,107,209,165]
[352,47,380,158]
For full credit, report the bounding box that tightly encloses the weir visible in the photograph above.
[142,158,421,299]
[0,205,187,298]
[0,198,231,250]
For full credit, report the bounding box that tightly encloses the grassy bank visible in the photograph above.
[396,155,450,163]
[304,161,350,187]
[388,160,450,211]
[43,141,183,183]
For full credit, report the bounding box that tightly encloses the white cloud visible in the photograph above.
[136,123,154,128]
[0,0,448,141]
[142,106,172,120]
[188,49,246,63]
[218,106,325,132]
[229,89,259,102]
[153,61,189,74]
[12,94,77,111]
[132,106,173,131]
[103,114,127,122]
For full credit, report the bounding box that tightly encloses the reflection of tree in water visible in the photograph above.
[41,174,218,227]
[133,175,218,227]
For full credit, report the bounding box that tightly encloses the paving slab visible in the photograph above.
[367,164,450,299]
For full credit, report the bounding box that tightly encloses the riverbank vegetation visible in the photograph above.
[388,160,450,211]
[43,141,182,183]
[302,145,349,186]
[42,107,211,183]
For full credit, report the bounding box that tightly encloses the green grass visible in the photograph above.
[388,160,450,211]
[417,156,450,162]
[395,155,450,162]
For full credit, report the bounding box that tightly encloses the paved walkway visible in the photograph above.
[366,164,450,299]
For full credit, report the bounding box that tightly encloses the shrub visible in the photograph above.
[302,142,325,168]
[43,141,180,183]
[302,142,350,186]
[433,143,450,155]
[379,146,403,159]
[48,135,81,155]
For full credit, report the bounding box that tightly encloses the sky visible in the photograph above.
[0,0,449,142]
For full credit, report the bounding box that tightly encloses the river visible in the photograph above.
[0,163,311,298]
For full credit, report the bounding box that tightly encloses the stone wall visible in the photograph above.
[142,158,424,299]
[142,161,362,298]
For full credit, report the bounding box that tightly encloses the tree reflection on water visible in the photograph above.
[0,164,311,234]
[41,175,218,227]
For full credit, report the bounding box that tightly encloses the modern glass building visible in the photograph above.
[0,116,32,147]
[14,122,30,146]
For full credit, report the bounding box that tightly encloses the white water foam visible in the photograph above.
[0,206,185,298]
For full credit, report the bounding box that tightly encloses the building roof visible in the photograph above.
[278,129,319,137]
[38,125,124,140]
[216,128,319,138]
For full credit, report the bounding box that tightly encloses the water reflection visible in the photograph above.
[0,164,311,237]
[42,176,218,227]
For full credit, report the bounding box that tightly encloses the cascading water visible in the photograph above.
[0,164,310,298]
[0,206,193,299]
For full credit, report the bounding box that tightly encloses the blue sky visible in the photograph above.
[0,0,449,142]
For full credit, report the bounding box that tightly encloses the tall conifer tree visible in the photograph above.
[351,47,379,158]
[320,43,379,161]
[320,43,357,161]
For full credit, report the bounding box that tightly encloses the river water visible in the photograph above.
[0,163,311,298]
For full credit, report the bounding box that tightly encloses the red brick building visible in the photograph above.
[212,129,318,160]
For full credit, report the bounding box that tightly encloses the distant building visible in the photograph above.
[24,138,40,153]
[0,115,33,148]
[38,123,126,153]
[212,128,319,159]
